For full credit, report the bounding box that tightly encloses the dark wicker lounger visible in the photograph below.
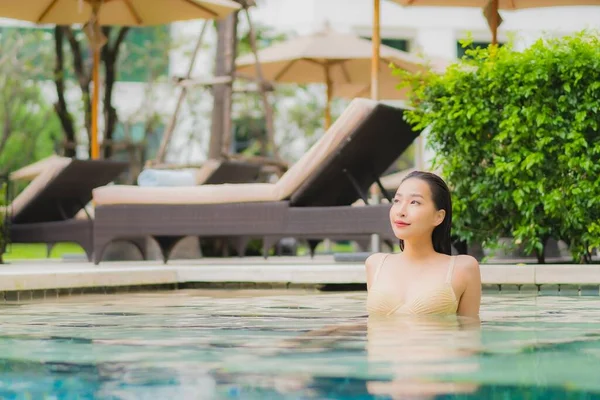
[9,159,129,260]
[201,159,262,185]
[92,101,419,264]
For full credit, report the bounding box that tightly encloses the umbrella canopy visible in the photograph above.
[236,26,431,128]
[0,0,241,25]
[236,27,426,84]
[391,0,599,9]
[391,0,600,44]
[0,0,241,159]
[333,55,449,100]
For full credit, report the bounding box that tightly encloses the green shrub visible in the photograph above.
[395,31,600,263]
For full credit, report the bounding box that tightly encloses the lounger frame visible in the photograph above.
[93,103,419,264]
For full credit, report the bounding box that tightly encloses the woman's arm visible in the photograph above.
[457,255,482,319]
[365,253,385,291]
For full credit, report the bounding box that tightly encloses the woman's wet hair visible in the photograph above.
[398,171,452,255]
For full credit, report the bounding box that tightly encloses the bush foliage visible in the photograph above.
[395,31,600,263]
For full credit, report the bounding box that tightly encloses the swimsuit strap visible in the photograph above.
[445,256,457,284]
[372,253,391,285]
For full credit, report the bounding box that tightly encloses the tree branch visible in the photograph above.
[64,25,92,145]
[113,27,130,55]
[64,26,90,86]
[53,25,76,157]
[101,26,130,158]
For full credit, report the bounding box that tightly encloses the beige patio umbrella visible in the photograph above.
[391,0,600,45]
[0,0,241,159]
[333,55,449,100]
[236,26,431,129]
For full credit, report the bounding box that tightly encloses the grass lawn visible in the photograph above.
[2,240,396,261]
[3,243,85,260]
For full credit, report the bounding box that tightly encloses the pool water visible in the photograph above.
[1,290,600,399]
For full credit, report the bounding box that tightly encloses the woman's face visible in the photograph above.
[389,178,446,241]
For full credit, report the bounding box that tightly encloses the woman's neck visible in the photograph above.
[401,237,437,261]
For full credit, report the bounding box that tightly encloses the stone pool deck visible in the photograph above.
[1,256,600,300]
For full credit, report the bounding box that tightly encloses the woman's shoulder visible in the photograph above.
[453,255,481,278]
[365,252,391,270]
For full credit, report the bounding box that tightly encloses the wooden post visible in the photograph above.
[219,7,240,157]
[243,6,280,159]
[209,9,239,159]
[155,21,208,163]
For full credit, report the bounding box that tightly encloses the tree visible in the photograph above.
[0,28,61,176]
[396,31,600,263]
[53,25,130,158]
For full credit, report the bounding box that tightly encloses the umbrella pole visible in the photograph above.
[371,0,380,101]
[324,64,332,130]
[91,46,100,159]
[491,0,499,45]
[370,0,381,253]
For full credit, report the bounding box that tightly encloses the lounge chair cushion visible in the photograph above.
[92,183,279,205]
[273,98,376,200]
[9,155,71,182]
[10,157,72,218]
[92,98,377,206]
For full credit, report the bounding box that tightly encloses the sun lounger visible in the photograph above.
[7,159,129,260]
[91,98,420,264]
[139,159,262,187]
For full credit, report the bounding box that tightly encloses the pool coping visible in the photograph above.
[0,258,599,298]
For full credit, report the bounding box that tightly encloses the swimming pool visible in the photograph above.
[1,290,599,399]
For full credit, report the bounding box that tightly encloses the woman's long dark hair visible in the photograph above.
[398,171,452,255]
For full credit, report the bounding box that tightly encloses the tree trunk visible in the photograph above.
[535,237,548,264]
[53,26,77,157]
[64,27,92,149]
[101,27,129,159]
[209,10,238,159]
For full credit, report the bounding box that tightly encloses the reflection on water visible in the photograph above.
[366,315,481,399]
[0,290,599,399]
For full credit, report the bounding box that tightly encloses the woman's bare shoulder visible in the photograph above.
[365,253,387,268]
[454,255,481,278]
[365,252,390,271]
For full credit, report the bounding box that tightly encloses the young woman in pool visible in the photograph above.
[366,171,481,318]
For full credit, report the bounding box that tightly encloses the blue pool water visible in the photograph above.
[1,290,600,399]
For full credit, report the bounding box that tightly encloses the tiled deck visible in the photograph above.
[1,256,600,298]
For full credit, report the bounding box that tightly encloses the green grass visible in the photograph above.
[3,243,85,260]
